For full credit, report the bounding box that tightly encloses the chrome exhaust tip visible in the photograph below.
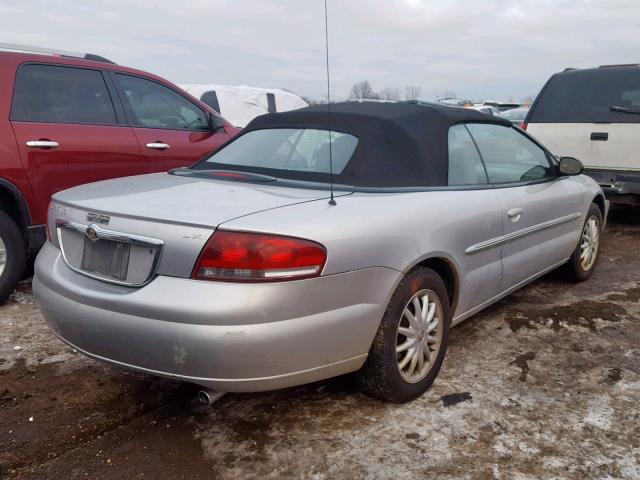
[198,389,225,406]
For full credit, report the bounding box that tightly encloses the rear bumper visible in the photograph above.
[33,242,400,392]
[586,169,640,204]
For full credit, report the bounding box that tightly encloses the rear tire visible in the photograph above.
[0,211,26,303]
[561,203,603,282]
[358,267,451,403]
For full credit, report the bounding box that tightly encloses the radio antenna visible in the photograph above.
[324,0,336,206]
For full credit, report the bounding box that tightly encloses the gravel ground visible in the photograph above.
[1,207,639,480]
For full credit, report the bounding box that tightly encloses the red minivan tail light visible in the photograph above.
[519,121,528,130]
[192,230,327,282]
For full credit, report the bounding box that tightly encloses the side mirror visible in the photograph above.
[208,112,226,132]
[558,157,583,176]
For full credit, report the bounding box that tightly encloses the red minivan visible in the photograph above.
[0,45,240,301]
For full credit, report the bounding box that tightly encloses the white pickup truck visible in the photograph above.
[525,64,640,206]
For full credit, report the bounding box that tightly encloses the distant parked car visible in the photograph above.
[35,102,606,403]
[526,64,640,206]
[501,108,530,128]
[0,44,239,301]
[483,101,521,112]
[179,84,308,128]
[438,98,472,106]
[468,105,502,117]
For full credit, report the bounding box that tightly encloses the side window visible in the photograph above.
[447,124,488,186]
[11,64,117,125]
[200,90,220,114]
[529,69,640,123]
[466,123,554,183]
[116,74,208,130]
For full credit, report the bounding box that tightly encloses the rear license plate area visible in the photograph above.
[81,237,131,281]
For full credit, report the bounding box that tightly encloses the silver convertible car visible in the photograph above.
[34,102,606,403]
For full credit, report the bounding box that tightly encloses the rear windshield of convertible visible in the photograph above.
[530,68,640,123]
[192,102,513,188]
[198,128,358,175]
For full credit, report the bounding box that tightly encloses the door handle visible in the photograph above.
[26,140,59,149]
[146,142,170,150]
[507,208,523,222]
[590,132,608,141]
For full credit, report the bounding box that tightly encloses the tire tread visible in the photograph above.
[358,266,451,403]
[561,203,603,282]
[0,211,26,303]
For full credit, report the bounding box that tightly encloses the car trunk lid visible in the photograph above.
[50,173,348,283]
[52,172,343,227]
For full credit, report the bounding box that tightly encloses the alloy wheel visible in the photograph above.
[580,216,600,271]
[395,289,444,383]
[0,236,6,277]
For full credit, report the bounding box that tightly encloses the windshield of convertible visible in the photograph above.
[196,128,358,177]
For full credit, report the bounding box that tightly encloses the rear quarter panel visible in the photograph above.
[220,189,505,318]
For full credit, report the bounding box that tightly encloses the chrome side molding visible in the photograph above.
[465,212,582,254]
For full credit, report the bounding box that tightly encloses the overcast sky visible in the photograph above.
[1,0,639,102]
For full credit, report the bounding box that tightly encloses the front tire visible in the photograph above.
[0,211,26,303]
[358,267,451,403]
[562,203,603,282]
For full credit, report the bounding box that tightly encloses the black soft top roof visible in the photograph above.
[240,101,512,188]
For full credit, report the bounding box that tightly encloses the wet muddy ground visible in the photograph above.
[1,207,639,479]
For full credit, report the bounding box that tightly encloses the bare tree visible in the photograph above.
[404,85,422,101]
[349,80,378,100]
[379,86,401,101]
[442,91,457,100]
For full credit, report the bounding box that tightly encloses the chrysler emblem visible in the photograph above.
[86,227,98,241]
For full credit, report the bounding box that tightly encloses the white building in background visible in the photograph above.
[179,84,308,128]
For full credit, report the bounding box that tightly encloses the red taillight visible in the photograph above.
[519,122,527,130]
[192,230,327,282]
